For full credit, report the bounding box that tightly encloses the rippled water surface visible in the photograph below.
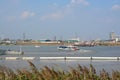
[0,45,120,72]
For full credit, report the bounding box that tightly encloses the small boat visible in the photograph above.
[57,45,79,51]
[4,46,24,55]
[5,50,24,55]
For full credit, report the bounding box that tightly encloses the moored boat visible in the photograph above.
[0,49,24,55]
[0,46,24,55]
[5,50,24,55]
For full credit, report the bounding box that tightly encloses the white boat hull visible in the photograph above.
[5,50,24,55]
[57,45,79,51]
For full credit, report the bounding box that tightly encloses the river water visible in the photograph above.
[0,45,120,73]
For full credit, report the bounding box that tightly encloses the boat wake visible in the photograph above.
[79,49,93,53]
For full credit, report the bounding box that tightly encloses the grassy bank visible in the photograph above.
[0,61,120,80]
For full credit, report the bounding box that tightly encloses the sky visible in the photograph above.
[0,0,120,40]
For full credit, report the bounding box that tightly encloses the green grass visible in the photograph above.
[0,61,120,80]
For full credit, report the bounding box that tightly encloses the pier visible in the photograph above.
[1,57,120,60]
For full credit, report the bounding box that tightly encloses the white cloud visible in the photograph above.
[40,12,63,21]
[40,6,72,21]
[21,11,29,19]
[20,11,35,19]
[112,4,120,10]
[71,0,90,6]
[30,12,35,17]
[40,0,89,21]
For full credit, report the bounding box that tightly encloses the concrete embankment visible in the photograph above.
[1,57,120,60]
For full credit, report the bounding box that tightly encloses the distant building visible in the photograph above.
[109,32,116,40]
[109,32,120,42]
[65,38,80,43]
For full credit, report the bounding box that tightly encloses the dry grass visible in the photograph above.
[0,61,119,80]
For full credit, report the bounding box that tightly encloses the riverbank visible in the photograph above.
[16,41,74,46]
[98,42,120,46]
[16,41,120,46]
[1,41,120,46]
